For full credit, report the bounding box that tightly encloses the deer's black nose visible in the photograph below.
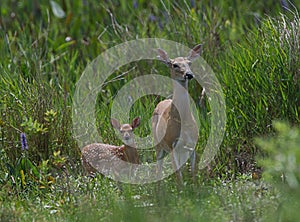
[123,133,130,140]
[185,72,194,80]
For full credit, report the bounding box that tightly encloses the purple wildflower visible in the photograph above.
[149,14,156,22]
[20,133,28,151]
[190,0,195,8]
[280,0,289,11]
[158,21,164,30]
[133,1,138,9]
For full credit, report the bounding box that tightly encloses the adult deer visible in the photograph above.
[152,44,202,184]
[81,117,140,176]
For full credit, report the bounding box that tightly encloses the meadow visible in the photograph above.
[0,0,299,221]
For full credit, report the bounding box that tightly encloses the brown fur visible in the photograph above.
[81,117,140,175]
[152,45,203,184]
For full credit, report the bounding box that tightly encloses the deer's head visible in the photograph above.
[157,44,203,82]
[111,117,141,146]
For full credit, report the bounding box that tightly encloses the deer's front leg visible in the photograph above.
[156,147,165,180]
[173,134,197,180]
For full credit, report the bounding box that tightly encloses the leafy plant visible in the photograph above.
[257,122,300,186]
[256,121,300,221]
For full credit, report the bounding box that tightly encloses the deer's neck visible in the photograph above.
[171,80,192,120]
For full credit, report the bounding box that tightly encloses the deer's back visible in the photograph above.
[81,143,124,174]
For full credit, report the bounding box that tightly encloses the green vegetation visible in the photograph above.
[0,0,299,221]
[257,121,300,221]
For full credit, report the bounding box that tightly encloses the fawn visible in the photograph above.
[81,117,140,177]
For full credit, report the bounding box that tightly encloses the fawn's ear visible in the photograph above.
[110,118,121,129]
[131,117,141,129]
[187,44,203,61]
[157,48,171,65]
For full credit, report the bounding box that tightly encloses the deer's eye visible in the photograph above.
[173,64,180,68]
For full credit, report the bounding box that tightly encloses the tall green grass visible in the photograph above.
[213,8,300,176]
[0,0,299,221]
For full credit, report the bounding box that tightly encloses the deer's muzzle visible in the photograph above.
[185,72,194,80]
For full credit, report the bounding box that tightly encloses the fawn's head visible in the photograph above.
[157,44,203,82]
[110,117,141,146]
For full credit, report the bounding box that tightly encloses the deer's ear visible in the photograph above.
[187,44,203,61]
[131,117,141,129]
[110,118,121,129]
[157,48,171,65]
